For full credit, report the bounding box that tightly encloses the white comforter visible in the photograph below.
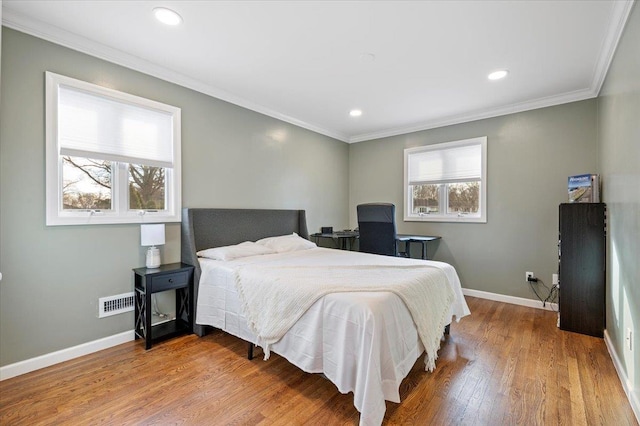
[196,248,470,425]
[236,264,454,372]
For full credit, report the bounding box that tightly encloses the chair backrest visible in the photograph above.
[357,203,397,256]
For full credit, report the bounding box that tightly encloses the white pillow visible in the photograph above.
[197,241,275,261]
[256,233,317,253]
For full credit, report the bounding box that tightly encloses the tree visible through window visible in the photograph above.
[129,164,165,210]
[447,182,479,214]
[412,184,440,214]
[63,156,112,210]
[61,157,166,211]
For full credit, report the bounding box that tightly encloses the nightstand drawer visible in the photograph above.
[151,271,189,291]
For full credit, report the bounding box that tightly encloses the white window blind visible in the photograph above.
[58,85,174,168]
[408,143,481,185]
[46,71,182,226]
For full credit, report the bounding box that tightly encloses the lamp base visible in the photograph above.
[146,246,161,269]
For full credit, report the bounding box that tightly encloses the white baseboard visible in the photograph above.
[604,330,640,423]
[462,288,559,311]
[0,330,135,381]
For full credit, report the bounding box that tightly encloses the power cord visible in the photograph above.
[528,277,559,312]
[151,294,168,319]
[544,284,559,310]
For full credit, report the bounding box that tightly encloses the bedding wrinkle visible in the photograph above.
[234,264,455,372]
[196,248,469,426]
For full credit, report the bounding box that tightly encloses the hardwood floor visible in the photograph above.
[1,296,636,425]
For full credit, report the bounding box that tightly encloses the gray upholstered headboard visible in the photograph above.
[181,208,309,335]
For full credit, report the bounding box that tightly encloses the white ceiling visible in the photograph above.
[2,1,634,143]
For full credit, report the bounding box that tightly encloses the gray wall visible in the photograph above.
[349,100,598,300]
[598,2,640,405]
[0,28,349,366]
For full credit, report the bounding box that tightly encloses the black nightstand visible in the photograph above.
[133,262,194,349]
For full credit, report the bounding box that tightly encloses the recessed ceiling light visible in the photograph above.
[359,53,376,63]
[488,70,509,81]
[349,109,363,117]
[153,7,183,26]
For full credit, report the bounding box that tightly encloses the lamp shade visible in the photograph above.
[140,224,165,247]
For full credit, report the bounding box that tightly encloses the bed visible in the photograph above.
[181,208,470,425]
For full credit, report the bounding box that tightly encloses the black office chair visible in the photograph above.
[357,203,405,257]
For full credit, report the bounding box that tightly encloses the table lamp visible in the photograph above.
[141,224,165,268]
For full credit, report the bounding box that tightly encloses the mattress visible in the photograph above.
[196,247,470,425]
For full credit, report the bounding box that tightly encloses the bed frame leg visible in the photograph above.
[247,342,254,360]
[444,324,451,336]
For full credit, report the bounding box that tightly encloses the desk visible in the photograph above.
[311,231,359,250]
[313,231,440,258]
[396,235,441,260]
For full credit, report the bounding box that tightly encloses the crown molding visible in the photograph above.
[1,8,349,143]
[348,87,597,143]
[591,0,636,95]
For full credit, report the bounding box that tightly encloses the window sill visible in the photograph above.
[46,213,180,226]
[404,215,486,223]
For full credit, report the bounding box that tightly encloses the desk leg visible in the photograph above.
[405,241,411,258]
[422,241,427,260]
[347,237,355,251]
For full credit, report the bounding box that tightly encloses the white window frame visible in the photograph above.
[45,72,181,226]
[404,136,487,223]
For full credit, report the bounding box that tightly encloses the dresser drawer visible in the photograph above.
[150,271,189,292]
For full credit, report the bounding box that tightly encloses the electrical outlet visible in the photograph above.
[552,274,559,285]
[526,271,534,282]
[626,328,633,351]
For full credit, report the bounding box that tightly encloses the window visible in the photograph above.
[45,72,181,225]
[404,136,487,223]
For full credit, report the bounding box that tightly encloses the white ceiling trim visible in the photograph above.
[590,0,636,96]
[349,87,599,143]
[2,2,634,145]
[1,7,350,142]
